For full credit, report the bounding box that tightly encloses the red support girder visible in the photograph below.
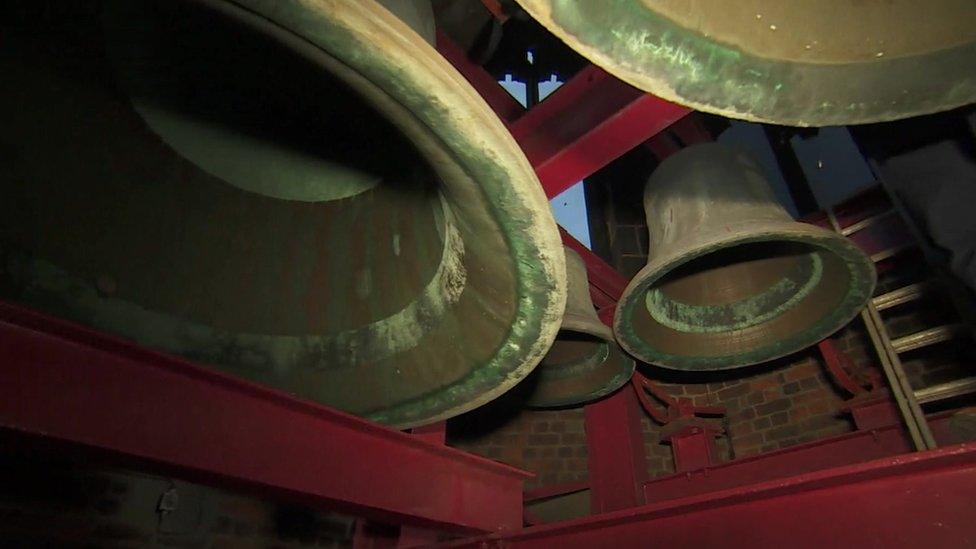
[0,302,529,534]
[446,443,976,548]
[642,410,955,505]
[509,65,690,199]
[434,30,524,125]
[584,387,648,514]
[559,227,628,302]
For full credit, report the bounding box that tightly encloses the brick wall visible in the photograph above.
[0,447,353,548]
[448,324,875,484]
[448,389,589,490]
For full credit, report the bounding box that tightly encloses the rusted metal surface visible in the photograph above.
[515,0,976,126]
[0,300,531,534]
[0,0,566,428]
[614,144,876,370]
[525,248,634,408]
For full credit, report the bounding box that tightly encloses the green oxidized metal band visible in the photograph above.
[616,234,875,371]
[227,1,563,426]
[538,0,976,125]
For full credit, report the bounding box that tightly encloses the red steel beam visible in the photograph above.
[445,443,976,548]
[437,35,649,311]
[641,410,955,505]
[523,480,589,503]
[434,30,525,125]
[560,227,628,302]
[584,387,648,514]
[510,65,689,199]
[0,301,530,534]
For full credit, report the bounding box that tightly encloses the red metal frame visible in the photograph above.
[633,372,726,473]
[445,443,976,548]
[642,409,956,505]
[584,387,648,514]
[508,65,689,198]
[0,301,529,535]
[817,337,871,396]
[434,30,525,125]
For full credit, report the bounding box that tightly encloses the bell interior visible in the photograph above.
[539,331,611,379]
[0,0,520,424]
[630,240,850,365]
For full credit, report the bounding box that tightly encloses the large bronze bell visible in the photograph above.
[515,0,976,126]
[526,247,634,408]
[0,0,566,428]
[613,144,875,371]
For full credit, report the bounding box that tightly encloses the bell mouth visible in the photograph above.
[515,0,976,125]
[0,0,565,427]
[526,330,635,408]
[615,233,875,371]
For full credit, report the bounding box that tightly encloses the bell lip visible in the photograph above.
[524,342,636,409]
[514,0,976,126]
[225,0,567,428]
[612,222,876,371]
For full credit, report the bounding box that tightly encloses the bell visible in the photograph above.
[0,0,566,428]
[514,0,976,126]
[526,247,634,408]
[613,144,875,371]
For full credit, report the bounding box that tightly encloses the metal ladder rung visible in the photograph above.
[840,209,897,236]
[890,324,968,354]
[872,282,932,311]
[870,244,913,263]
[915,377,976,405]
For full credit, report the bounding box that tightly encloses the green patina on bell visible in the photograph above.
[0,0,566,428]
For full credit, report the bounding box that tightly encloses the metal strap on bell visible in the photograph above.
[515,0,976,125]
[0,0,566,428]
[527,247,634,407]
[613,144,876,371]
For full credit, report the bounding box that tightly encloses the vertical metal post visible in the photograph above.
[668,429,721,473]
[398,422,448,547]
[584,388,648,513]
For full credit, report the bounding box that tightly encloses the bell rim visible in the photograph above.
[612,223,876,371]
[198,0,568,428]
[525,342,635,408]
[515,0,976,126]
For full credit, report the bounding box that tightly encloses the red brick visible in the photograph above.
[733,432,763,449]
[785,361,820,382]
[745,392,766,406]
[528,434,559,445]
[769,411,789,426]
[790,406,811,421]
[755,398,790,416]
[560,433,586,445]
[799,377,821,391]
[717,383,751,401]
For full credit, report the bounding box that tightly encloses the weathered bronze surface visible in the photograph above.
[0,0,566,428]
[515,0,976,125]
[613,144,875,370]
[526,248,634,408]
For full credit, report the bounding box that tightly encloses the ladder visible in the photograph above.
[826,184,976,451]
